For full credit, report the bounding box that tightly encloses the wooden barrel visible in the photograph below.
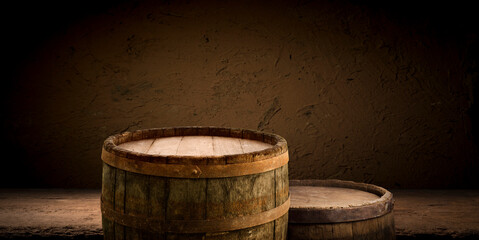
[100,126,289,239]
[288,179,395,240]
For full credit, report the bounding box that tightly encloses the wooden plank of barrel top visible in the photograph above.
[288,179,395,240]
[101,126,289,240]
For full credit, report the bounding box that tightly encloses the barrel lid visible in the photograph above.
[102,126,287,164]
[118,136,272,156]
[289,179,394,223]
[100,126,289,178]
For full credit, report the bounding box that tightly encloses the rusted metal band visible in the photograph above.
[101,196,290,233]
[101,149,289,178]
[288,179,394,223]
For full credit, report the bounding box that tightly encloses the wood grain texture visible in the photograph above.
[288,179,395,240]
[118,136,272,156]
[212,136,243,155]
[274,164,289,240]
[102,148,289,178]
[104,127,287,164]
[167,178,207,220]
[114,169,125,240]
[290,186,378,208]
[102,167,289,239]
[288,213,395,240]
[124,171,149,240]
[289,179,394,223]
[148,137,183,155]
[101,127,289,239]
[145,175,167,240]
[101,163,115,240]
[274,212,288,240]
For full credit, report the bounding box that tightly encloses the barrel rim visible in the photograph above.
[102,126,288,164]
[288,179,394,223]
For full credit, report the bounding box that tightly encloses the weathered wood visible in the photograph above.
[101,147,288,178]
[288,214,395,240]
[176,136,213,156]
[274,212,288,240]
[275,165,289,206]
[118,139,154,154]
[352,216,371,240]
[114,169,125,240]
[373,216,385,239]
[167,178,207,220]
[274,164,289,240]
[118,136,272,156]
[145,175,167,240]
[148,136,182,155]
[101,126,289,240]
[288,179,395,240]
[290,186,378,207]
[239,138,270,154]
[289,180,394,224]
[331,222,353,239]
[204,170,275,239]
[383,212,396,239]
[211,136,243,155]
[124,171,149,240]
[101,163,115,240]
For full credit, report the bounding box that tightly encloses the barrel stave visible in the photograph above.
[101,163,116,240]
[274,212,288,240]
[114,169,126,240]
[274,164,289,240]
[167,178,207,220]
[102,165,289,239]
[124,171,149,240]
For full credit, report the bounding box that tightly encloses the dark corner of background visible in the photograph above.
[1,0,127,188]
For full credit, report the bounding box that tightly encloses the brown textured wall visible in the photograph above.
[3,0,478,188]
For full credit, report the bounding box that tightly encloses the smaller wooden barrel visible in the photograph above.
[288,179,395,240]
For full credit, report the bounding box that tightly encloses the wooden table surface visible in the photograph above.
[0,188,478,239]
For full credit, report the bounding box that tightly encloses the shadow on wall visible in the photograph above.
[2,0,478,188]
